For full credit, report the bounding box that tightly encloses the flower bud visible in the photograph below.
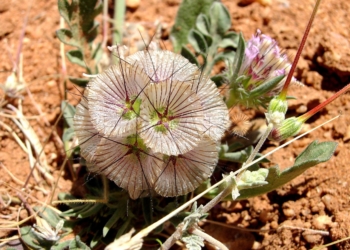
[269,117,303,142]
[267,96,288,115]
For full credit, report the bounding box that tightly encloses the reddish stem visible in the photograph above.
[299,84,350,122]
[280,0,322,99]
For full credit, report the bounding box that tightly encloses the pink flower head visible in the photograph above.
[228,30,301,108]
[240,30,296,93]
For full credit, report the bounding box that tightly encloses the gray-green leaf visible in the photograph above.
[209,2,231,36]
[181,46,199,66]
[68,77,89,87]
[66,50,86,68]
[56,29,80,48]
[195,14,210,36]
[170,0,214,52]
[218,31,239,48]
[188,29,208,53]
[238,141,338,200]
[61,100,76,128]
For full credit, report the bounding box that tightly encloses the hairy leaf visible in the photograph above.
[209,2,231,36]
[56,29,80,48]
[218,31,239,48]
[170,0,214,52]
[250,75,285,97]
[238,141,338,200]
[61,100,76,129]
[103,201,127,237]
[68,77,89,87]
[66,50,86,68]
[181,46,199,66]
[69,236,91,249]
[195,14,210,36]
[230,33,246,85]
[188,29,208,53]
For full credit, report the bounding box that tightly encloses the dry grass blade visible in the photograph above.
[6,102,54,184]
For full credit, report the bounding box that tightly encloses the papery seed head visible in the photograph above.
[190,74,230,141]
[87,62,150,137]
[229,107,251,137]
[91,134,164,200]
[73,44,230,199]
[126,44,198,83]
[139,81,205,156]
[73,89,101,164]
[154,136,219,197]
[128,46,229,142]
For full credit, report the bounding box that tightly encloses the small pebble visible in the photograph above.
[322,194,337,212]
[312,215,332,230]
[302,232,322,244]
[126,0,140,9]
[283,208,296,218]
[301,208,311,216]
[270,221,278,229]
[252,241,262,249]
[47,80,56,88]
[296,104,307,114]
[259,210,269,223]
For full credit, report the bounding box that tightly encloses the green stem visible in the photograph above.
[113,0,125,63]
[243,123,273,166]
[203,37,219,77]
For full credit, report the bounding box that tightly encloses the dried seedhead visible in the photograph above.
[73,43,230,199]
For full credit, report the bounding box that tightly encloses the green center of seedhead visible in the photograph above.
[126,134,148,155]
[150,107,179,133]
[121,96,142,120]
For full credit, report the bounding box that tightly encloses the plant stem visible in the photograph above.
[191,227,229,250]
[202,181,233,214]
[280,0,322,99]
[102,0,109,49]
[243,123,273,166]
[113,0,125,63]
[159,224,183,250]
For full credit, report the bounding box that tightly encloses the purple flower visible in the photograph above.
[228,30,301,108]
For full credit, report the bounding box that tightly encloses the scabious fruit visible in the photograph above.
[73,44,229,199]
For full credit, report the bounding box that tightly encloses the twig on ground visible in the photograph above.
[25,135,41,183]
[0,120,29,154]
[278,225,329,236]
[17,192,35,219]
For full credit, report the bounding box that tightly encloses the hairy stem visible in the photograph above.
[243,123,273,166]
[191,227,229,250]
